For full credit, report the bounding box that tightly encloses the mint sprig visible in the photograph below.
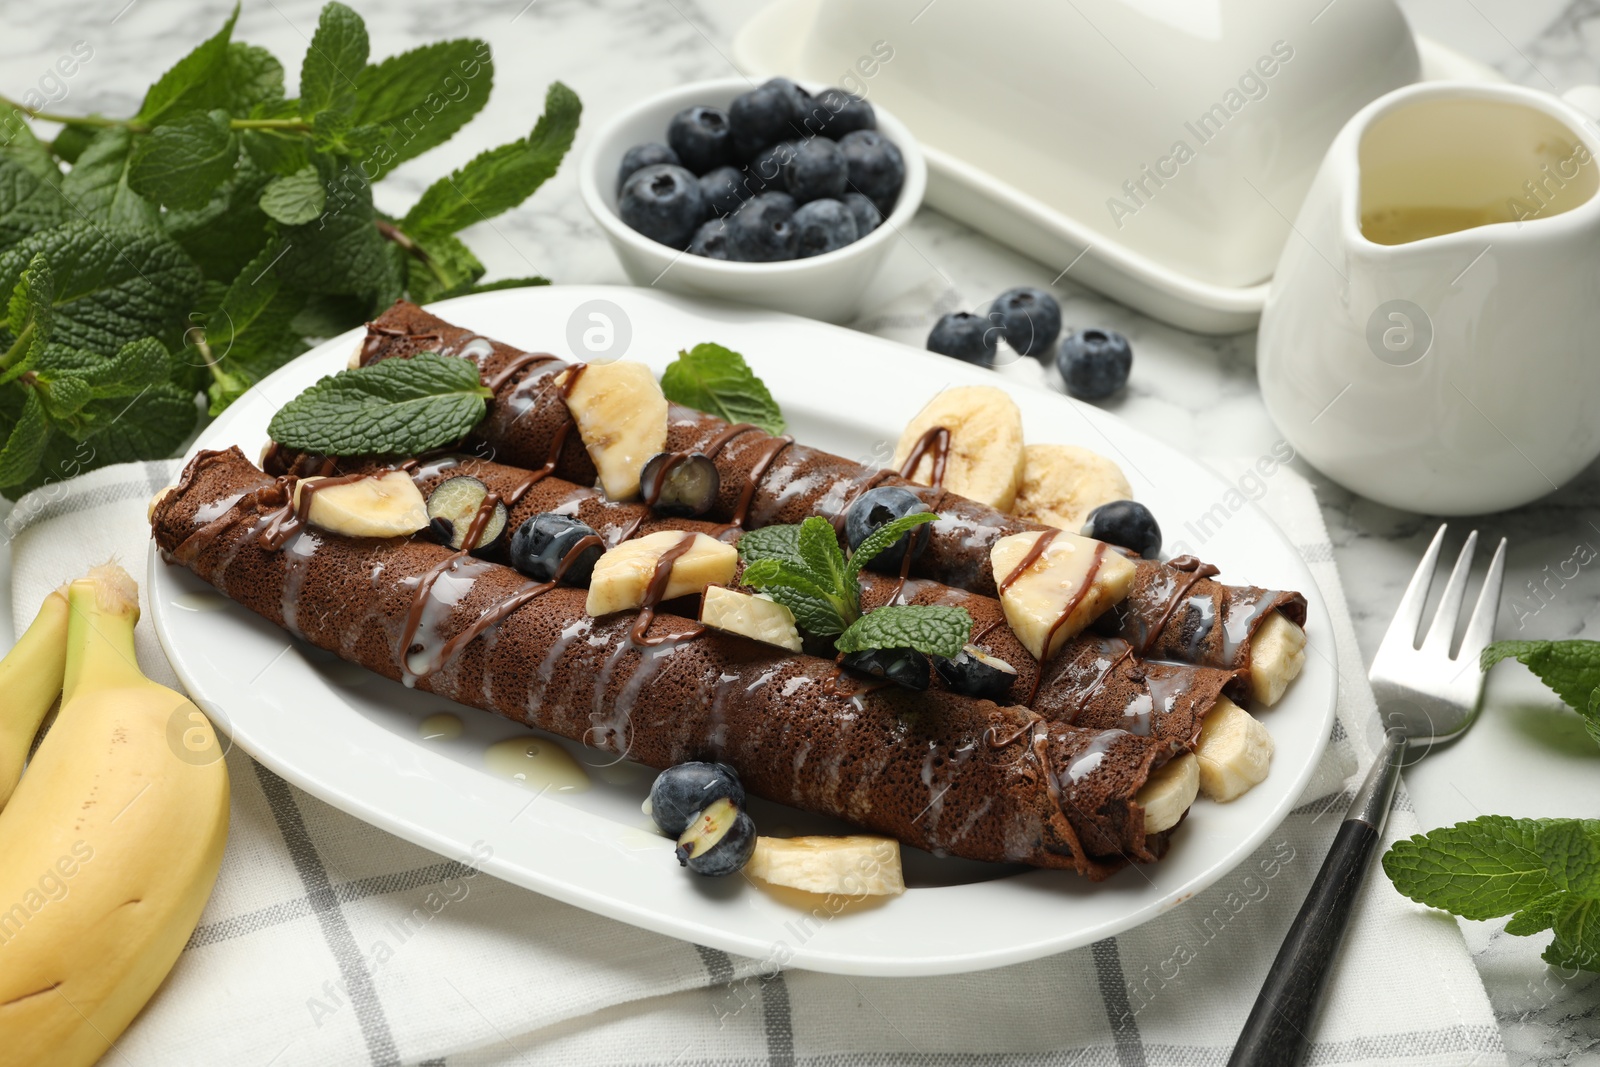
[1482,640,1600,749]
[660,343,785,435]
[1384,816,1600,972]
[268,351,492,455]
[738,514,967,657]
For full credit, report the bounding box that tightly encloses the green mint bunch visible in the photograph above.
[1384,816,1600,972]
[0,1,579,498]
[1482,640,1600,749]
[659,343,785,435]
[738,514,970,658]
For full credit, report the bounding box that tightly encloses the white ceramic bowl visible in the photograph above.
[579,77,926,324]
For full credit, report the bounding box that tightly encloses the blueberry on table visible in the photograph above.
[838,129,904,213]
[618,164,706,250]
[616,142,680,194]
[688,219,734,260]
[729,81,797,159]
[842,191,883,236]
[1081,499,1161,559]
[990,287,1061,358]
[675,796,758,876]
[784,137,849,203]
[640,452,720,516]
[698,165,751,218]
[509,513,605,584]
[841,646,930,691]
[791,198,859,257]
[1058,328,1133,400]
[666,105,735,174]
[927,311,998,365]
[648,761,746,836]
[812,88,876,139]
[933,644,1018,701]
[844,485,931,573]
[426,476,508,552]
[727,192,799,262]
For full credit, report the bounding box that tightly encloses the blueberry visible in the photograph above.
[811,88,875,139]
[933,644,1018,701]
[1081,499,1161,559]
[619,164,706,249]
[784,137,848,203]
[838,129,904,212]
[842,192,882,237]
[927,311,998,365]
[688,218,735,260]
[509,513,605,585]
[426,476,507,552]
[640,452,721,516]
[648,761,745,836]
[617,142,680,194]
[790,198,858,257]
[990,287,1061,359]
[841,646,930,691]
[729,81,796,159]
[745,140,798,192]
[697,165,753,219]
[844,485,930,574]
[727,192,799,261]
[764,78,814,135]
[1058,328,1133,400]
[675,796,757,876]
[666,105,735,174]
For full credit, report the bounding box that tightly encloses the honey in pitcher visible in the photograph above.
[1360,203,1517,245]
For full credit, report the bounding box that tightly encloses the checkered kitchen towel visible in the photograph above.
[5,453,1503,1067]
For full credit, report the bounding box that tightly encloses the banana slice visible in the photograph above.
[348,337,366,369]
[701,587,803,652]
[1012,444,1133,532]
[1248,612,1306,707]
[745,835,905,896]
[892,385,1025,511]
[557,361,668,501]
[1194,696,1274,802]
[1136,752,1199,834]
[292,471,429,538]
[991,530,1136,661]
[586,531,737,616]
[148,485,175,522]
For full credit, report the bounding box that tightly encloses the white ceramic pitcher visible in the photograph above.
[1257,81,1600,514]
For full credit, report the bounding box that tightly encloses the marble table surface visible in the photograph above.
[4,0,1599,1062]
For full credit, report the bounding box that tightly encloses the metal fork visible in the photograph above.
[1229,524,1507,1067]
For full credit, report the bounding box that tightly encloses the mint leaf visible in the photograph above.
[50,124,98,165]
[659,342,785,435]
[846,512,937,584]
[0,117,61,182]
[58,127,161,230]
[797,515,851,606]
[164,155,274,279]
[276,192,401,308]
[129,109,239,210]
[1547,898,1600,971]
[222,43,286,111]
[0,156,66,245]
[268,351,491,455]
[352,39,493,176]
[741,559,852,636]
[0,252,53,384]
[836,605,972,659]
[300,2,369,118]
[401,80,579,238]
[203,247,306,413]
[1506,891,1567,936]
[38,337,170,398]
[403,228,486,304]
[0,390,48,487]
[258,166,326,225]
[137,3,240,124]
[465,276,550,295]
[1382,816,1559,919]
[1538,820,1600,897]
[736,523,808,571]
[1483,640,1600,749]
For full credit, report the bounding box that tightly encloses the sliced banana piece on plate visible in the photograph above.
[1136,752,1199,834]
[1248,611,1307,707]
[1194,696,1274,802]
[1011,443,1133,532]
[557,361,668,501]
[292,471,430,538]
[991,530,1136,661]
[892,385,1026,511]
[745,835,905,896]
[701,587,803,652]
[586,531,737,616]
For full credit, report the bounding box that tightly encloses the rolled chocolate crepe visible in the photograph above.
[154,447,1188,879]
[350,303,1308,686]
[265,448,1243,745]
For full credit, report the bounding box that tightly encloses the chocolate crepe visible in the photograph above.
[348,301,1308,679]
[154,447,1189,879]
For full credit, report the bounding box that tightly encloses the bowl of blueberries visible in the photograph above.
[579,76,925,324]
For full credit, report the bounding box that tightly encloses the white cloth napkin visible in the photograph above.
[7,453,1504,1067]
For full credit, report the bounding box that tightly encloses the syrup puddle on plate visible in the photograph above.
[418,712,463,742]
[484,737,591,794]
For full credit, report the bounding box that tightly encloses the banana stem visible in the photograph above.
[62,563,148,703]
[0,585,70,808]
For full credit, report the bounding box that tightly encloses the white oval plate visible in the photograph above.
[148,285,1335,976]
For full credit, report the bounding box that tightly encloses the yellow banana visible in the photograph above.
[0,586,69,810]
[0,563,229,1067]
